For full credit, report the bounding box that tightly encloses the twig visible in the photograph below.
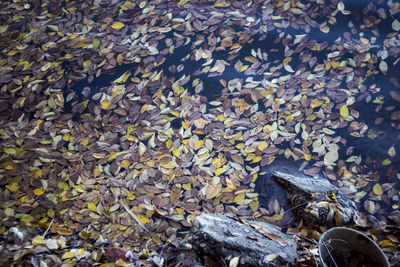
[294,234,317,244]
[42,218,54,238]
[123,204,149,232]
[283,201,308,214]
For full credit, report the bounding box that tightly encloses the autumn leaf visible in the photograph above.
[62,251,75,260]
[6,182,19,192]
[340,104,349,119]
[373,183,383,196]
[111,21,125,29]
[33,188,45,196]
[324,150,339,166]
[88,202,97,212]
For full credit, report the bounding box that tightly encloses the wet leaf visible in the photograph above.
[340,105,349,119]
[373,183,383,196]
[388,146,396,158]
[33,188,45,196]
[111,21,125,29]
[392,19,400,31]
[324,150,339,166]
[379,61,388,74]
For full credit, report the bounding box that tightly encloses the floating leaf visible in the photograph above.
[62,251,76,260]
[324,150,339,166]
[88,202,97,212]
[32,235,46,246]
[379,61,388,74]
[392,19,400,31]
[136,214,150,225]
[182,119,190,129]
[111,21,125,29]
[382,159,391,166]
[340,104,349,119]
[373,183,383,196]
[33,188,45,196]
[100,99,111,109]
[6,182,19,192]
[388,146,396,158]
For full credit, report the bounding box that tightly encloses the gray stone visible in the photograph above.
[189,213,297,266]
[273,170,338,195]
[273,171,358,226]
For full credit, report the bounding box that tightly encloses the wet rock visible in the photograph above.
[188,213,297,266]
[273,171,358,226]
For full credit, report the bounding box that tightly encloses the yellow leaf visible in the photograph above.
[121,160,130,169]
[283,57,292,65]
[82,60,92,68]
[127,192,135,200]
[111,21,125,29]
[100,99,111,109]
[137,214,150,225]
[21,214,34,225]
[378,239,397,247]
[3,161,18,170]
[58,182,69,191]
[373,183,383,196]
[32,235,46,246]
[250,199,259,212]
[80,136,89,146]
[230,43,242,50]
[257,141,268,151]
[340,105,349,119]
[166,139,172,149]
[160,160,175,169]
[57,228,73,235]
[6,182,19,192]
[182,119,190,129]
[62,133,70,142]
[33,188,45,196]
[78,248,85,256]
[272,213,283,221]
[206,183,222,199]
[240,65,249,72]
[126,124,136,136]
[173,148,181,157]
[74,184,85,193]
[234,193,245,203]
[215,168,224,176]
[382,158,391,166]
[195,140,204,150]
[331,61,340,68]
[108,151,118,161]
[62,251,75,260]
[192,78,200,87]
[34,169,43,178]
[88,202,97,212]
[212,153,226,168]
[173,86,185,94]
[252,156,262,163]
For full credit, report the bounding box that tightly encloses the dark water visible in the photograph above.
[64,0,400,221]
